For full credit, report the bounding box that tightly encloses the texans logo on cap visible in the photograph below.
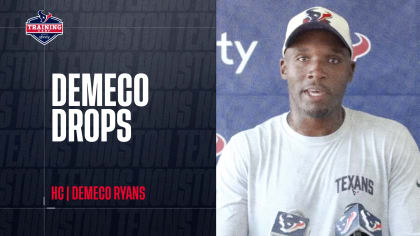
[303,8,332,24]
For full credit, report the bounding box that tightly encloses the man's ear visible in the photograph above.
[348,61,356,83]
[280,58,287,80]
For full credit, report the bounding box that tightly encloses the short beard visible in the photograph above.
[303,107,330,118]
[288,91,343,120]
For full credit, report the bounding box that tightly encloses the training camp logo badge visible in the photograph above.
[26,10,63,45]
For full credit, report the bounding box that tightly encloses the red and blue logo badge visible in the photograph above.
[26,10,63,45]
[303,9,332,24]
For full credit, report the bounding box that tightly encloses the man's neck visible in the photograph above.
[287,107,345,136]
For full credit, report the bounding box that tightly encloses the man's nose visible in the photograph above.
[307,60,326,80]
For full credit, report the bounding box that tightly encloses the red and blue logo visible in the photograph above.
[216,133,226,156]
[26,10,63,45]
[303,9,332,24]
[352,33,371,61]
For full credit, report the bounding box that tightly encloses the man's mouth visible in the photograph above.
[305,88,325,97]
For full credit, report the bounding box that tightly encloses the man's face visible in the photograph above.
[280,30,355,118]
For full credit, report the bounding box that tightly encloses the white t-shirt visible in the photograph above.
[217,107,420,236]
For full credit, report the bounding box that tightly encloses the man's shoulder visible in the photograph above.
[234,113,285,138]
[347,107,409,135]
[227,113,286,149]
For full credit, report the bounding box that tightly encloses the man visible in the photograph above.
[217,6,420,235]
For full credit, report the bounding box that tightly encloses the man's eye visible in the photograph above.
[328,58,340,64]
[297,57,308,62]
